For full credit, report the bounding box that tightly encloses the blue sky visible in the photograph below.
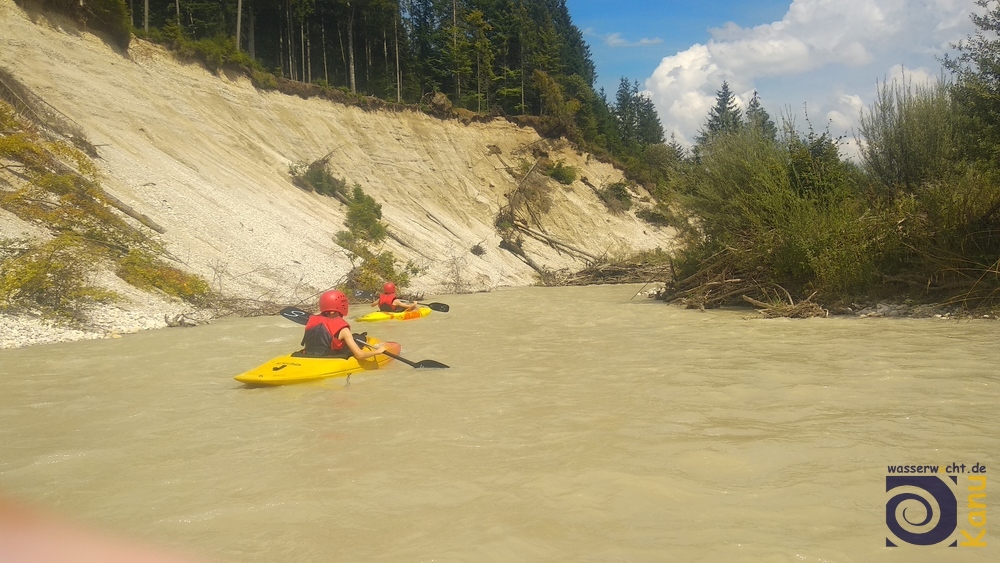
[565,0,979,154]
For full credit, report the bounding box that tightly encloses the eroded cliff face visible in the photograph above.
[0,1,675,303]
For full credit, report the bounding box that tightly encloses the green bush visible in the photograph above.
[188,35,256,73]
[665,48,1000,306]
[636,204,674,226]
[116,250,210,302]
[143,22,268,78]
[340,251,413,297]
[290,162,349,198]
[671,128,878,297]
[84,0,131,49]
[0,235,117,319]
[621,143,680,190]
[344,185,387,243]
[597,181,633,214]
[858,78,957,199]
[330,185,419,298]
[545,161,577,184]
[251,69,279,90]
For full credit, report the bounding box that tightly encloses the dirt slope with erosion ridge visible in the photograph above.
[0,1,676,346]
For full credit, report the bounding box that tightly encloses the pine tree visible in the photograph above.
[696,81,742,144]
[614,77,638,147]
[667,133,687,161]
[635,92,665,145]
[744,90,777,141]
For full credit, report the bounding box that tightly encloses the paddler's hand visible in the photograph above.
[373,344,386,354]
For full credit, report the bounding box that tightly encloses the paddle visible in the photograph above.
[353,290,449,313]
[351,337,449,369]
[277,307,449,369]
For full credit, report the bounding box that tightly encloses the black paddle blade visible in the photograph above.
[353,338,449,369]
[278,306,311,325]
[422,302,450,313]
[413,359,450,369]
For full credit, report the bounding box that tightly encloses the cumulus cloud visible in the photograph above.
[644,0,975,148]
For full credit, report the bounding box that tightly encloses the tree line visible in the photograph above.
[24,0,664,164]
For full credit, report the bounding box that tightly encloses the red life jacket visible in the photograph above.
[300,315,351,356]
[378,293,398,312]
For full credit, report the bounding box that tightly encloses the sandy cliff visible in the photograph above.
[0,1,675,346]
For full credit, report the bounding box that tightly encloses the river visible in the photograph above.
[1,284,996,561]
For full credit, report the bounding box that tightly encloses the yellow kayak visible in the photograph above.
[234,338,401,386]
[356,305,432,322]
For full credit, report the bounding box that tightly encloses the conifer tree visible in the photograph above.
[744,90,777,141]
[635,92,665,146]
[696,81,742,144]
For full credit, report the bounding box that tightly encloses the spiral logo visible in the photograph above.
[886,476,958,546]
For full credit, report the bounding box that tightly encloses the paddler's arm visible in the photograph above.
[395,298,418,312]
[338,328,386,360]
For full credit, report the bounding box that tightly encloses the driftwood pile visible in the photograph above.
[651,254,830,318]
[742,289,829,318]
[559,259,672,286]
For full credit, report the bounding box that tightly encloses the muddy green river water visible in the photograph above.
[1,284,997,561]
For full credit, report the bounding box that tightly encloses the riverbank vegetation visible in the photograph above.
[0,63,225,322]
[655,2,1000,314]
[0,92,213,320]
[290,155,420,298]
[561,2,1000,316]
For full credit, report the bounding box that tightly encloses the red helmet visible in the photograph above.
[383,282,396,294]
[318,290,349,316]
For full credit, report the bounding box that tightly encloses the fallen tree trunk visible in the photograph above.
[100,191,166,234]
[512,220,598,262]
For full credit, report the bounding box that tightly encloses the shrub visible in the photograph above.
[290,162,349,198]
[597,181,633,214]
[116,250,210,302]
[621,143,679,190]
[508,162,553,216]
[142,21,270,80]
[636,205,674,226]
[858,77,957,200]
[545,161,577,184]
[330,185,420,298]
[344,185,387,243]
[187,35,256,73]
[251,69,279,90]
[0,235,117,319]
[83,0,131,49]
[340,251,413,297]
[671,127,878,296]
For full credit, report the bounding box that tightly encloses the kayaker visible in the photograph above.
[370,282,418,313]
[301,290,386,359]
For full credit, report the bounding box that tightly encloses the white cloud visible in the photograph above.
[644,0,975,149]
[884,64,938,87]
[604,33,664,48]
